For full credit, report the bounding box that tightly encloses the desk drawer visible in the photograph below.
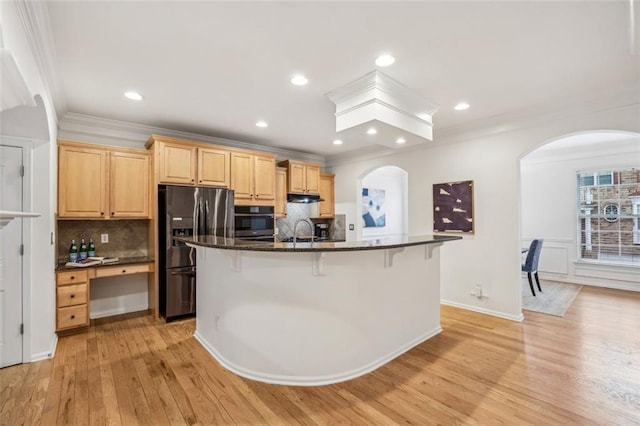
[95,263,151,278]
[57,283,88,308]
[57,304,89,330]
[57,270,88,285]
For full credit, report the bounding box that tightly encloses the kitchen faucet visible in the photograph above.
[293,219,314,245]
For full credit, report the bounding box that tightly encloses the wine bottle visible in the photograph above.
[69,239,78,262]
[79,238,88,260]
[88,238,96,257]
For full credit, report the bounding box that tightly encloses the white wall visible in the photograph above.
[361,166,407,239]
[329,102,640,320]
[1,1,59,360]
[521,135,640,291]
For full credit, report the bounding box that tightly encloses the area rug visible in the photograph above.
[521,279,582,317]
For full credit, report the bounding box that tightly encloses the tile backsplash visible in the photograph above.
[57,219,149,262]
[276,204,346,241]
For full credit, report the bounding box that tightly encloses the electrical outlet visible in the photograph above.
[476,283,483,298]
[101,233,109,243]
[349,224,355,231]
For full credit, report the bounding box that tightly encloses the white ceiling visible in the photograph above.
[45,1,639,156]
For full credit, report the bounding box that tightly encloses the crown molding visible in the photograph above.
[58,112,325,165]
[435,84,640,144]
[13,0,67,122]
[326,85,640,168]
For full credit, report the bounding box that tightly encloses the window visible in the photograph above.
[603,204,619,222]
[578,171,613,187]
[577,167,640,265]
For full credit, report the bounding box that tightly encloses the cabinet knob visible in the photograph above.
[100,212,104,216]
[70,294,75,298]
[70,276,75,280]
[199,180,202,182]
[256,194,260,198]
[71,315,75,319]
[111,212,115,215]
[191,179,194,182]
[122,270,126,274]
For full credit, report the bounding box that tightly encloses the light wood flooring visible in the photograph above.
[2,285,639,425]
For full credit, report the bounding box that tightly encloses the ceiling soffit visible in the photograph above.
[326,71,439,148]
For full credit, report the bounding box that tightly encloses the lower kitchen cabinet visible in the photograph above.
[56,270,90,332]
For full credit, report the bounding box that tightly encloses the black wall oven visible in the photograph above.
[234,205,275,241]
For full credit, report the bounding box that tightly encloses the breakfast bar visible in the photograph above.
[183,235,460,386]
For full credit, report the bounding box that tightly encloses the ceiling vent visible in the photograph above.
[326,71,439,148]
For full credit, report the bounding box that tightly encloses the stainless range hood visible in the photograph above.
[287,193,324,203]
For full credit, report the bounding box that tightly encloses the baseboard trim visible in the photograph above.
[540,275,639,293]
[31,335,58,362]
[441,300,524,322]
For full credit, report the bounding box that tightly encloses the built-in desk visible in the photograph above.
[55,257,154,334]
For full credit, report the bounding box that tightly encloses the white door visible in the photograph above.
[0,145,24,368]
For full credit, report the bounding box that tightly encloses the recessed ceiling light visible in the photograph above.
[375,54,395,67]
[366,128,377,135]
[256,120,268,128]
[291,74,308,86]
[454,102,470,111]
[396,137,406,144]
[333,139,343,145]
[124,91,143,101]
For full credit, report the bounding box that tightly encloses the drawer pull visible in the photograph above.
[70,294,75,298]
[71,315,75,319]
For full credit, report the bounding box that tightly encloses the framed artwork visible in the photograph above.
[362,187,386,227]
[433,180,474,233]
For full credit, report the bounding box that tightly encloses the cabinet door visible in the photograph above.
[110,152,150,218]
[58,145,108,218]
[198,147,230,187]
[305,164,321,194]
[230,152,254,200]
[288,162,306,193]
[253,155,275,201]
[318,173,335,217]
[275,168,287,218]
[158,142,196,185]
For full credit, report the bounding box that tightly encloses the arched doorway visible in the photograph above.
[519,130,640,301]
[357,166,409,240]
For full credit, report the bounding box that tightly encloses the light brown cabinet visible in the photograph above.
[58,141,150,219]
[149,136,231,188]
[318,173,335,218]
[278,160,320,195]
[157,141,197,185]
[275,167,287,218]
[56,270,89,332]
[55,262,153,334]
[231,152,276,205]
[198,147,230,187]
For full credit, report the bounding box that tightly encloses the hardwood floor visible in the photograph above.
[2,285,639,425]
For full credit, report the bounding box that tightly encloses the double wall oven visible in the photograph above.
[234,205,275,241]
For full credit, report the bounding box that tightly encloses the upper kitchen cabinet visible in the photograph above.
[146,136,231,188]
[109,151,150,218]
[157,140,197,185]
[278,160,320,195]
[317,173,335,218]
[58,140,151,219]
[231,151,276,206]
[198,147,230,187]
[275,167,287,218]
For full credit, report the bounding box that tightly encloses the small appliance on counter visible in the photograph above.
[158,185,234,321]
[314,223,329,241]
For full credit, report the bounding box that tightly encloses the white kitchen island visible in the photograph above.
[183,235,460,386]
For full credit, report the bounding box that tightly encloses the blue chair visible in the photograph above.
[522,239,544,296]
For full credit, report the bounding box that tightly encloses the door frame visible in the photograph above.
[1,137,34,364]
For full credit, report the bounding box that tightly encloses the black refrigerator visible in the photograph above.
[158,185,234,320]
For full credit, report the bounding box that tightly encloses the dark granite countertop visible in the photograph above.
[56,256,154,271]
[177,235,461,253]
